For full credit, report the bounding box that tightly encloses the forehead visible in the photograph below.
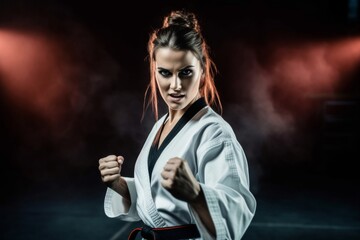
[154,48,200,69]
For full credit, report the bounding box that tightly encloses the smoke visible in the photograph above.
[268,38,360,97]
[222,48,296,190]
[220,38,360,185]
[1,1,359,188]
[0,31,76,128]
[0,5,151,184]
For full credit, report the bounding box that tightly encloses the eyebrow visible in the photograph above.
[157,65,195,71]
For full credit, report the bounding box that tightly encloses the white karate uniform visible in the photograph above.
[104,102,256,240]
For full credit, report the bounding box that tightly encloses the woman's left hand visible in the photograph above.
[161,157,201,202]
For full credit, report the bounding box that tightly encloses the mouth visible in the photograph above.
[169,93,185,98]
[168,93,185,102]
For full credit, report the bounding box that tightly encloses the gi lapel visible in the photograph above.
[135,115,168,227]
[136,97,207,228]
[148,97,207,178]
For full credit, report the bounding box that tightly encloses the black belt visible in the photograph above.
[128,224,200,240]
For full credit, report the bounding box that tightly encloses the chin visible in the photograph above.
[168,102,185,110]
[166,100,188,110]
[164,96,194,111]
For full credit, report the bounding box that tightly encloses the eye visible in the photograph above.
[158,69,172,78]
[179,69,193,77]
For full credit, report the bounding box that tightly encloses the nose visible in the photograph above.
[170,75,182,91]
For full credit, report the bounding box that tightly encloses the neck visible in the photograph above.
[167,111,182,125]
[167,94,201,124]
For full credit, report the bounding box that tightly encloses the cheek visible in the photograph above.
[189,74,202,90]
[156,76,169,90]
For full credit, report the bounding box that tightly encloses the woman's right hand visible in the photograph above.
[98,155,124,190]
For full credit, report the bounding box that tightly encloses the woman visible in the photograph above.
[98,10,256,240]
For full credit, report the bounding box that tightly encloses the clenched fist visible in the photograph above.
[161,157,200,202]
[98,155,124,189]
[98,155,131,202]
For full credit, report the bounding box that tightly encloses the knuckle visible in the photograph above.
[103,175,112,182]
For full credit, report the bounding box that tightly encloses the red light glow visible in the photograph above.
[0,30,76,127]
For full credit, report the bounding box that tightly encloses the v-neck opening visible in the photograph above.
[148,97,207,178]
[155,115,169,150]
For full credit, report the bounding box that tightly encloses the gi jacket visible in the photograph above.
[104,98,256,240]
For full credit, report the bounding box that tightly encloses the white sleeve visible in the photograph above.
[189,138,256,239]
[104,177,141,221]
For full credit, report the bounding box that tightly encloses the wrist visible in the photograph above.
[112,177,131,202]
[189,184,204,207]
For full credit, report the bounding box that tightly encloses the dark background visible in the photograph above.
[0,0,359,239]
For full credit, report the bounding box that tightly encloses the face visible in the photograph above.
[154,48,203,114]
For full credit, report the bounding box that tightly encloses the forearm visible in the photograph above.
[189,186,216,237]
[111,177,131,203]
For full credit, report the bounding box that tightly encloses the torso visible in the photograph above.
[135,104,235,227]
[147,97,210,181]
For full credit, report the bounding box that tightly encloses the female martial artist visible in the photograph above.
[98,10,256,240]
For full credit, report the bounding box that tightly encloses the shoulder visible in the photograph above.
[194,108,247,164]
[192,106,237,144]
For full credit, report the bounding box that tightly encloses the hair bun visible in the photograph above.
[163,10,200,32]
